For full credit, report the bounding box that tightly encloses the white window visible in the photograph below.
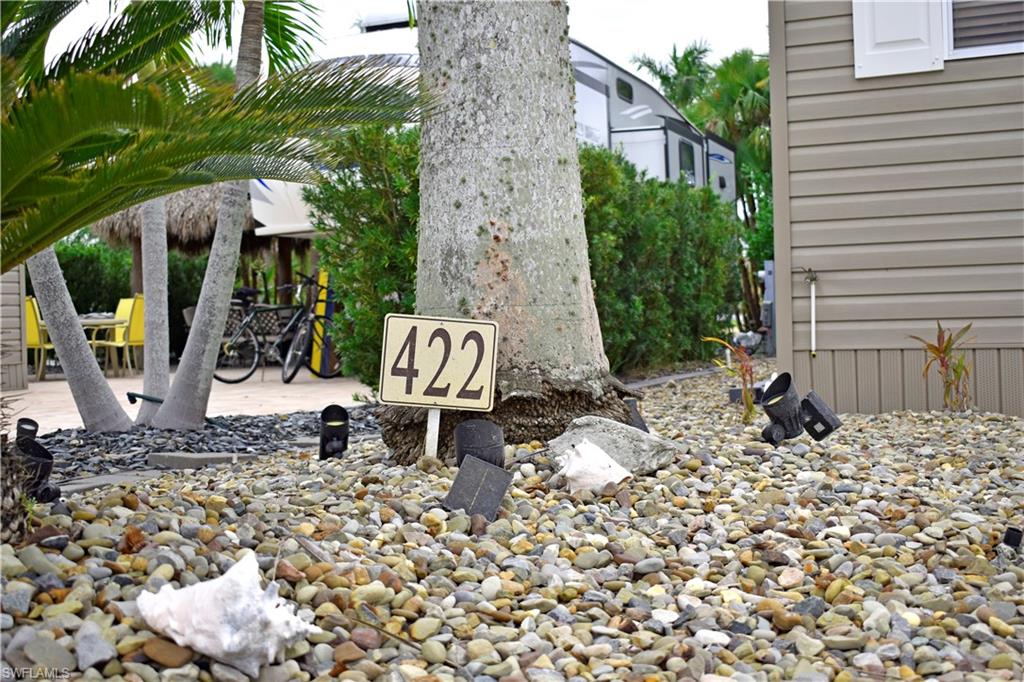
[852,0,1024,78]
[944,0,1024,60]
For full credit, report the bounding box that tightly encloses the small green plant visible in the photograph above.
[703,336,756,424]
[909,321,974,411]
[19,493,37,528]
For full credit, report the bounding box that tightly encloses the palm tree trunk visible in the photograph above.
[135,197,169,425]
[26,248,133,432]
[130,237,144,294]
[151,0,265,430]
[379,0,631,463]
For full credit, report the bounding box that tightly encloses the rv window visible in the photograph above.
[679,142,696,186]
[615,78,633,103]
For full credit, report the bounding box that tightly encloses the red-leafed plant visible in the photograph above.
[703,336,756,424]
[909,321,974,411]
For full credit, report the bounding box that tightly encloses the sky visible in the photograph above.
[47,0,769,89]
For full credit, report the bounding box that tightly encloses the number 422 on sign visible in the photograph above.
[378,314,499,412]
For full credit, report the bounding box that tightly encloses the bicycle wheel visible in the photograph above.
[282,319,311,384]
[214,327,260,384]
[305,315,342,379]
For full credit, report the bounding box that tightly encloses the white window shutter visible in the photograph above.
[852,1,946,78]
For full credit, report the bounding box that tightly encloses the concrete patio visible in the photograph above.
[2,368,372,434]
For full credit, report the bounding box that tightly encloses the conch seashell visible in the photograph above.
[137,551,320,677]
[558,437,632,494]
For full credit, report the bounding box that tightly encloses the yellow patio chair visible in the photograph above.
[126,294,144,369]
[24,296,54,381]
[92,296,141,375]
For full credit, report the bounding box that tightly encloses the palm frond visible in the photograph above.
[263,0,320,73]
[46,1,204,82]
[1,1,26,35]
[1,57,427,271]
[1,0,79,81]
[1,72,170,205]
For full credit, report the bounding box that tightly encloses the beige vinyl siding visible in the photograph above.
[771,0,1024,417]
[1,266,27,393]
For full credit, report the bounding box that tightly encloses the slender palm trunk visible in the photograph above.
[26,248,133,432]
[380,0,631,462]
[130,237,144,294]
[135,197,170,424]
[152,0,264,430]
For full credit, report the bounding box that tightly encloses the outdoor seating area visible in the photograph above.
[25,294,143,380]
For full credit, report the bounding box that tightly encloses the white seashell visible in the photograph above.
[137,551,320,678]
[557,437,632,494]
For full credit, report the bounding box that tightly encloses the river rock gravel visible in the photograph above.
[38,408,379,482]
[2,366,1022,681]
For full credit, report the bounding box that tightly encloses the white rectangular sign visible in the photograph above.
[379,314,498,411]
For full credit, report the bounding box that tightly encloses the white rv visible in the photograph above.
[570,40,736,202]
[254,10,737,238]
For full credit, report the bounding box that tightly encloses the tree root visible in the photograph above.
[378,375,637,465]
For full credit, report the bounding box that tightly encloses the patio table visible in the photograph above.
[40,317,129,376]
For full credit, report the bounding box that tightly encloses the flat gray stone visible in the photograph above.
[75,621,117,670]
[24,637,75,671]
[61,470,163,495]
[147,452,259,469]
[548,415,687,475]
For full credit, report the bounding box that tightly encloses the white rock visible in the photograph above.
[853,652,884,673]
[556,438,632,494]
[137,552,320,678]
[548,416,687,475]
[480,576,502,601]
[694,630,731,647]
[823,525,851,540]
[796,471,827,484]
[652,609,679,624]
[863,607,891,635]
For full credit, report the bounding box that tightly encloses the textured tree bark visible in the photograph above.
[130,237,143,294]
[379,0,631,463]
[135,197,170,424]
[26,249,133,432]
[152,0,264,430]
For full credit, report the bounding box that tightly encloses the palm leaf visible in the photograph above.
[1,1,79,81]
[1,57,426,270]
[263,0,320,73]
[46,1,204,82]
[1,72,170,205]
[0,2,25,35]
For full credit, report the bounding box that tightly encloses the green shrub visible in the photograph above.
[305,125,741,385]
[579,145,741,371]
[26,231,207,358]
[744,164,773,269]
[304,126,420,384]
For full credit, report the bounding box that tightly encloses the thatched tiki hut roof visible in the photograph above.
[91,185,310,296]
[90,185,272,255]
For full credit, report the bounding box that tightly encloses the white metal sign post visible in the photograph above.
[379,314,499,457]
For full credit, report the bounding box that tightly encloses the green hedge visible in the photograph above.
[26,232,207,358]
[305,125,741,385]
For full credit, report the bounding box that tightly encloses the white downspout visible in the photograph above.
[803,268,818,358]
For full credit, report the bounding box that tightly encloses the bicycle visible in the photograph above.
[213,273,342,384]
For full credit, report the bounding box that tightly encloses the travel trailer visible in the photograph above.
[570,40,736,201]
[252,9,738,242]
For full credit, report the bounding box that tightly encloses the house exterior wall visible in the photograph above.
[1,266,28,394]
[770,0,1024,417]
